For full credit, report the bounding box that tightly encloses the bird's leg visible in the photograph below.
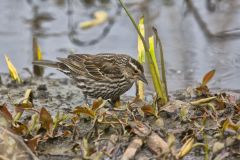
[110,96,121,107]
[84,94,90,106]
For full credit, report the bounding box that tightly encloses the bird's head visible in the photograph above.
[123,57,148,84]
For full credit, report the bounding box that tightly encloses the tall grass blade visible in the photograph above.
[153,27,168,100]
[148,37,167,103]
[136,17,145,100]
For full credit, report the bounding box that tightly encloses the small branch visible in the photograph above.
[121,137,143,160]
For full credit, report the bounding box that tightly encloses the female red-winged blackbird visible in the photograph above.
[33,53,147,104]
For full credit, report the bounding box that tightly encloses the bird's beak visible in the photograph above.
[138,73,148,84]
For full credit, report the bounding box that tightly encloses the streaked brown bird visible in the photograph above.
[33,53,148,104]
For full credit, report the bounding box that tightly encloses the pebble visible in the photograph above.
[37,84,47,91]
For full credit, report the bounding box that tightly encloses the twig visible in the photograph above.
[121,137,143,160]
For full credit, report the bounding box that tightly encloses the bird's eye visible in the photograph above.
[134,70,138,74]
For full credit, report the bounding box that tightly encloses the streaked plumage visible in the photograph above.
[33,53,147,103]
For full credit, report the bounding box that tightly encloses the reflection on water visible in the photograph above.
[0,0,239,94]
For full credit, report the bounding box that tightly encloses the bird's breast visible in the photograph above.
[76,76,134,100]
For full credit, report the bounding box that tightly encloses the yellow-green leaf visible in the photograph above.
[4,55,22,83]
[222,118,239,132]
[177,137,195,158]
[36,40,42,60]
[149,36,161,81]
[22,89,33,107]
[148,36,167,104]
[138,17,145,63]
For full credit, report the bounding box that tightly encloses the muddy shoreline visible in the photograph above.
[0,74,239,160]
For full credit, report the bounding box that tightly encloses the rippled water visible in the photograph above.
[0,0,240,94]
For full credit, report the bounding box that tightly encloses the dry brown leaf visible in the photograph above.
[141,105,156,116]
[25,135,41,153]
[92,98,103,111]
[196,85,210,96]
[39,107,53,136]
[202,69,215,86]
[12,123,28,136]
[72,106,95,118]
[0,103,13,121]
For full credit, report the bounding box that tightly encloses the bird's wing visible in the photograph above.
[57,54,123,80]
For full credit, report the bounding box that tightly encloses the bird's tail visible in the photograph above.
[32,60,59,68]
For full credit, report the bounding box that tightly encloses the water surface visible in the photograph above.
[0,0,239,95]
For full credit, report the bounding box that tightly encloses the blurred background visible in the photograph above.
[0,0,240,93]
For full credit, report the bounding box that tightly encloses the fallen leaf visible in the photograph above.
[12,122,28,136]
[222,118,239,132]
[0,103,13,121]
[190,97,216,105]
[141,105,156,116]
[39,107,53,136]
[167,133,176,148]
[72,106,95,118]
[25,135,41,152]
[92,98,103,111]
[177,137,195,159]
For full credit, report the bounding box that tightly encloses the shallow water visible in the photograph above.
[0,0,240,95]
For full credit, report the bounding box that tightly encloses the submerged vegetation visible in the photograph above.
[0,1,240,160]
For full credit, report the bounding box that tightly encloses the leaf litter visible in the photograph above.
[0,71,239,160]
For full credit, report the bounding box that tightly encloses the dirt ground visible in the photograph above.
[0,74,239,160]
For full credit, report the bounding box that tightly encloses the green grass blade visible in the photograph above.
[153,27,168,100]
